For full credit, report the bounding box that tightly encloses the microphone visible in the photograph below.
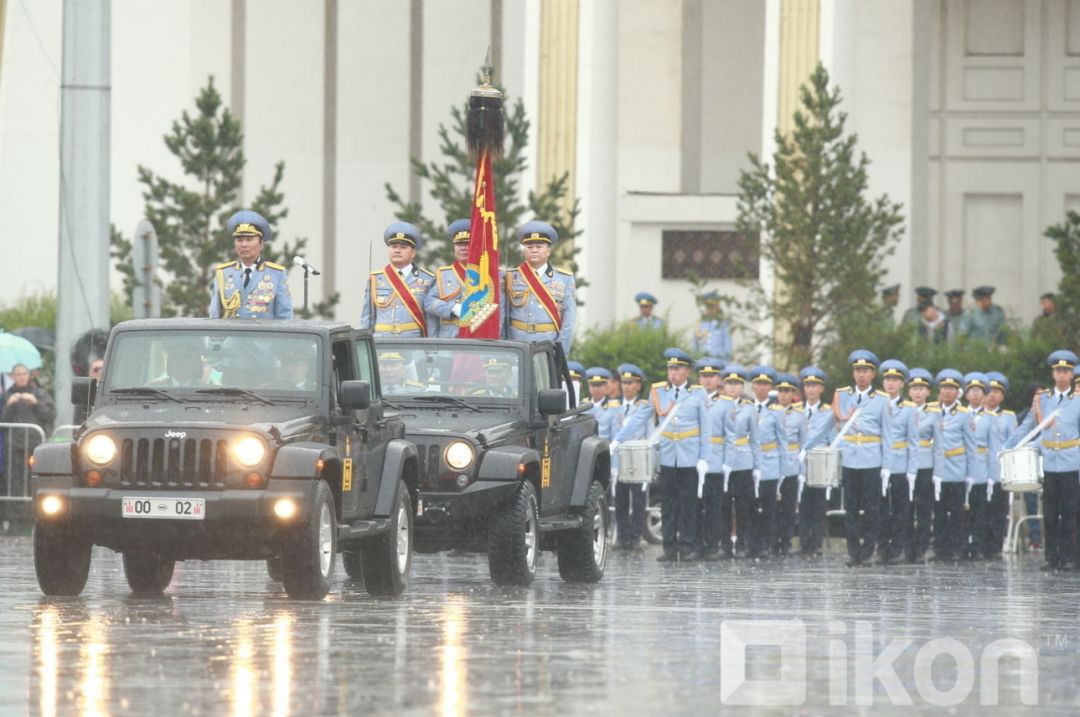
[293,256,321,275]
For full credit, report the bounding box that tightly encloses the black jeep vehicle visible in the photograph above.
[31,319,418,600]
[374,338,610,586]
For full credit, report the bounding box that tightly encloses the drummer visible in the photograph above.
[774,373,806,556]
[984,371,1017,555]
[696,357,729,560]
[878,360,919,564]
[798,366,834,557]
[610,363,650,551]
[906,368,936,561]
[833,350,893,566]
[719,365,759,558]
[1005,350,1080,570]
[963,372,998,560]
[929,369,971,562]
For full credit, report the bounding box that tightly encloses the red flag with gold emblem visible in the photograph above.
[456,150,501,338]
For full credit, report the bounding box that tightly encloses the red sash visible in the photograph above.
[452,261,467,284]
[383,264,427,336]
[517,262,562,331]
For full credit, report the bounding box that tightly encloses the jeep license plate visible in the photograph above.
[122,497,205,520]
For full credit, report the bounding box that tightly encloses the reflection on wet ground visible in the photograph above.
[2,537,1078,715]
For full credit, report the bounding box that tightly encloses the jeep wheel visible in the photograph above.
[361,480,412,596]
[342,547,364,581]
[557,480,608,583]
[122,551,175,596]
[266,556,283,582]
[34,521,92,597]
[488,481,539,586]
[281,480,336,600]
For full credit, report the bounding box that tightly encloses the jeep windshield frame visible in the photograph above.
[374,339,528,408]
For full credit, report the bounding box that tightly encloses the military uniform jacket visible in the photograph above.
[360,265,436,338]
[616,382,710,468]
[884,397,919,475]
[721,397,759,472]
[691,319,733,360]
[583,399,617,442]
[914,403,935,471]
[424,263,506,338]
[610,397,649,471]
[209,260,293,319]
[803,401,835,451]
[779,405,807,477]
[988,409,1017,482]
[504,264,576,356]
[755,404,789,480]
[1007,389,1080,473]
[633,315,665,330]
[930,402,974,482]
[965,407,999,484]
[703,393,729,473]
[833,387,893,470]
[966,305,1006,343]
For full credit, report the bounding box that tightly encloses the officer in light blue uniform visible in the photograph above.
[610,363,650,550]
[692,290,733,361]
[567,361,585,403]
[877,359,919,563]
[716,365,760,558]
[613,348,710,561]
[1006,350,1080,569]
[984,371,1018,551]
[929,368,973,561]
[961,371,999,559]
[583,367,617,440]
[505,221,577,356]
[906,368,936,560]
[361,222,437,337]
[833,349,893,565]
[633,292,665,330]
[695,357,728,559]
[210,210,294,319]
[774,373,806,556]
[748,365,788,559]
[425,219,506,338]
[798,366,833,556]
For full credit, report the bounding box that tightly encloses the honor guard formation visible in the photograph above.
[209,211,1071,569]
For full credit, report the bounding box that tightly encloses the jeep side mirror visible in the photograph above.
[339,380,371,411]
[71,377,96,408]
[537,388,566,416]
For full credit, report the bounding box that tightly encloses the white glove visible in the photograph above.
[696,459,709,475]
[609,440,620,453]
[611,467,619,481]
[696,460,708,499]
[797,474,806,503]
[881,468,891,497]
[825,486,832,501]
[797,449,807,464]
[776,479,783,499]
[987,480,994,501]
[964,477,974,506]
[906,473,916,501]
[932,475,942,502]
[752,469,761,481]
[752,471,761,499]
[722,464,732,479]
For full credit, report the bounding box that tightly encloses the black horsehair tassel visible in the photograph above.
[467,48,505,160]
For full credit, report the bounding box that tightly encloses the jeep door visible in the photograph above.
[350,333,396,517]
[332,335,370,519]
[532,348,590,516]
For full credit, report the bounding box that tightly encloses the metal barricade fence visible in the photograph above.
[0,422,47,509]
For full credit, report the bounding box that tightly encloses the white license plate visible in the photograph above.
[122,497,205,520]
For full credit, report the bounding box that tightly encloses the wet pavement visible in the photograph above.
[2,536,1079,716]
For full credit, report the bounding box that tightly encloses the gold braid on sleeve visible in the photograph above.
[217,268,242,319]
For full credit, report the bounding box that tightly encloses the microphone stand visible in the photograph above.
[303,266,310,314]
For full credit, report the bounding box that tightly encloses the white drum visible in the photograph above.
[1001,446,1042,493]
[806,447,841,488]
[617,440,659,484]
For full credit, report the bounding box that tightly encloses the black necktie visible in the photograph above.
[1058,393,1064,405]
[243,268,252,289]
[757,404,762,414]
[857,394,863,405]
[808,407,813,421]
[624,403,630,416]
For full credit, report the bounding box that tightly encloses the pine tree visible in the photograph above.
[112,77,339,319]
[733,63,904,368]
[1043,210,1080,346]
[384,89,585,284]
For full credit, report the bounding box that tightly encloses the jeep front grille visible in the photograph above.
[415,443,444,485]
[119,437,229,489]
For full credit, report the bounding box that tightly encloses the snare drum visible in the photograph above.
[806,447,841,488]
[617,440,659,484]
[1001,446,1042,493]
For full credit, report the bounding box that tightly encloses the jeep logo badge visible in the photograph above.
[165,430,187,440]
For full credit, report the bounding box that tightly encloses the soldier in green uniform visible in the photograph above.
[901,287,937,327]
[880,284,900,329]
[966,286,1007,344]
[942,289,969,342]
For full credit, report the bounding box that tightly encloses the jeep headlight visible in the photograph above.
[84,434,117,465]
[444,441,474,470]
[234,436,265,467]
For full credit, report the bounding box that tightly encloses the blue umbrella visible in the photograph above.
[0,331,43,373]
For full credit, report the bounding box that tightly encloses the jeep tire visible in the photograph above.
[266,556,283,582]
[488,480,540,586]
[281,480,337,600]
[34,521,92,597]
[361,480,412,595]
[557,480,608,583]
[123,550,175,595]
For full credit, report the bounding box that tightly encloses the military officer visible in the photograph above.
[612,348,711,562]
[717,365,759,558]
[469,357,518,398]
[1006,350,1080,570]
[611,363,650,551]
[567,361,585,402]
[361,222,437,337]
[692,291,733,361]
[377,351,426,394]
[876,360,919,564]
[798,366,834,556]
[583,367,616,440]
[505,221,576,356]
[906,368,936,561]
[901,287,937,327]
[774,373,806,556]
[943,289,969,342]
[425,219,505,338]
[929,369,972,562]
[209,210,294,319]
[833,350,893,566]
[695,357,727,559]
[747,366,787,559]
[880,283,900,328]
[633,292,664,330]
[984,371,1017,553]
[962,372,999,559]
[967,286,1007,344]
